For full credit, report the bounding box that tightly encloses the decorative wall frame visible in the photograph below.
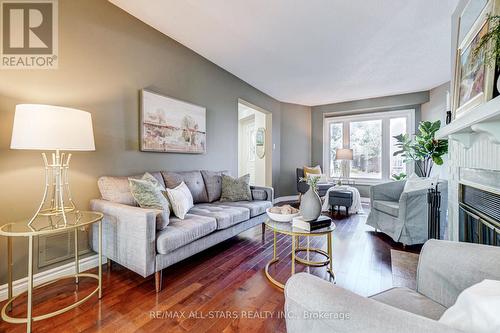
[453,0,495,119]
[140,89,206,153]
[255,127,266,159]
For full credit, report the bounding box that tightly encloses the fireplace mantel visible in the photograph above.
[436,96,500,148]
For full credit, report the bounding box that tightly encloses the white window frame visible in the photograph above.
[322,109,415,185]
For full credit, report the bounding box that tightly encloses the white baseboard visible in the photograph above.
[274,195,299,204]
[0,254,106,302]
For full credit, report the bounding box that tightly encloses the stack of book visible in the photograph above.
[292,215,332,231]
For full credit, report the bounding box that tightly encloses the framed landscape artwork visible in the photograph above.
[140,90,206,153]
[453,0,495,118]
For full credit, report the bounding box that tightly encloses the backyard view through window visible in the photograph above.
[350,120,382,179]
[324,110,413,181]
[329,122,343,178]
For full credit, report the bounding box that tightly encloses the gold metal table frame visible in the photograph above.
[0,211,104,333]
[264,219,336,289]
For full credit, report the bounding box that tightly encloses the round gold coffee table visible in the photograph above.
[0,211,103,333]
[264,218,336,289]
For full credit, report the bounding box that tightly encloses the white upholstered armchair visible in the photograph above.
[365,180,447,245]
[284,240,500,333]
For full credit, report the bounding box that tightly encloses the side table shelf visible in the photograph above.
[0,211,104,333]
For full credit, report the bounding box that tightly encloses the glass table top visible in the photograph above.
[0,211,103,237]
[265,217,336,236]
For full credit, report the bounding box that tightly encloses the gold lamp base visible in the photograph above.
[29,149,78,227]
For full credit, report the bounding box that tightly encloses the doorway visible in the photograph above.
[238,100,272,187]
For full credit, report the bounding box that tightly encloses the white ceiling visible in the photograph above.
[110,0,459,106]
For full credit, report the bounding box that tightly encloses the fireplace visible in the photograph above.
[459,185,500,246]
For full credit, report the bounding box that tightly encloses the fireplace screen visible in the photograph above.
[459,185,500,246]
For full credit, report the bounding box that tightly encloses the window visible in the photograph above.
[329,122,343,178]
[350,120,382,179]
[323,110,414,182]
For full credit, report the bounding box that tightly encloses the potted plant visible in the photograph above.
[391,172,407,181]
[393,120,448,178]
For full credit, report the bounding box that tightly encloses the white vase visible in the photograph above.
[300,187,322,222]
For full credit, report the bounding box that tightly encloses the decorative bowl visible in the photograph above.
[266,208,300,222]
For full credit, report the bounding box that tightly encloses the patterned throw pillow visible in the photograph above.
[220,174,252,202]
[129,173,170,229]
[165,182,194,219]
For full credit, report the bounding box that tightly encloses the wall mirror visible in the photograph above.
[255,127,266,159]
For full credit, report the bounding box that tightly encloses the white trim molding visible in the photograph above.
[0,254,106,302]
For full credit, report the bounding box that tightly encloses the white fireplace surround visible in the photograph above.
[437,95,500,241]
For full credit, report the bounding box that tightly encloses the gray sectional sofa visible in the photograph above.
[90,170,273,292]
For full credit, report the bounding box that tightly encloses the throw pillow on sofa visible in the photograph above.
[439,279,500,333]
[201,170,230,202]
[166,181,194,219]
[129,173,170,229]
[220,174,252,202]
[303,165,322,178]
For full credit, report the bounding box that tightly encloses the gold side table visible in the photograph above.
[264,218,336,289]
[0,211,104,333]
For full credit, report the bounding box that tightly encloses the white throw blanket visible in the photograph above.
[321,185,363,214]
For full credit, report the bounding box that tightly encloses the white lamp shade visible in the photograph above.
[11,104,95,151]
[335,148,353,160]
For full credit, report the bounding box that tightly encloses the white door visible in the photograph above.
[239,116,256,184]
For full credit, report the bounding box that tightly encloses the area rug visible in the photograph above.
[390,250,419,290]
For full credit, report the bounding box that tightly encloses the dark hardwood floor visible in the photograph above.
[0,204,421,333]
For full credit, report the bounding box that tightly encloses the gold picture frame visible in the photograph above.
[453,0,496,119]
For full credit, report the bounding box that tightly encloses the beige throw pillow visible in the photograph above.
[303,165,322,178]
[166,181,194,219]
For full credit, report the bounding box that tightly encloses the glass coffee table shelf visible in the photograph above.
[264,218,336,289]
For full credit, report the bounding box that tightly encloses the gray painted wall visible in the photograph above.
[0,0,310,284]
[421,81,450,123]
[311,91,430,196]
[280,103,312,195]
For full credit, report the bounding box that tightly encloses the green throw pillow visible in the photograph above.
[129,173,170,229]
[220,174,252,202]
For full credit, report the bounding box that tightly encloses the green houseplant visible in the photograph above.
[393,120,448,178]
[391,172,407,181]
[299,175,320,192]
